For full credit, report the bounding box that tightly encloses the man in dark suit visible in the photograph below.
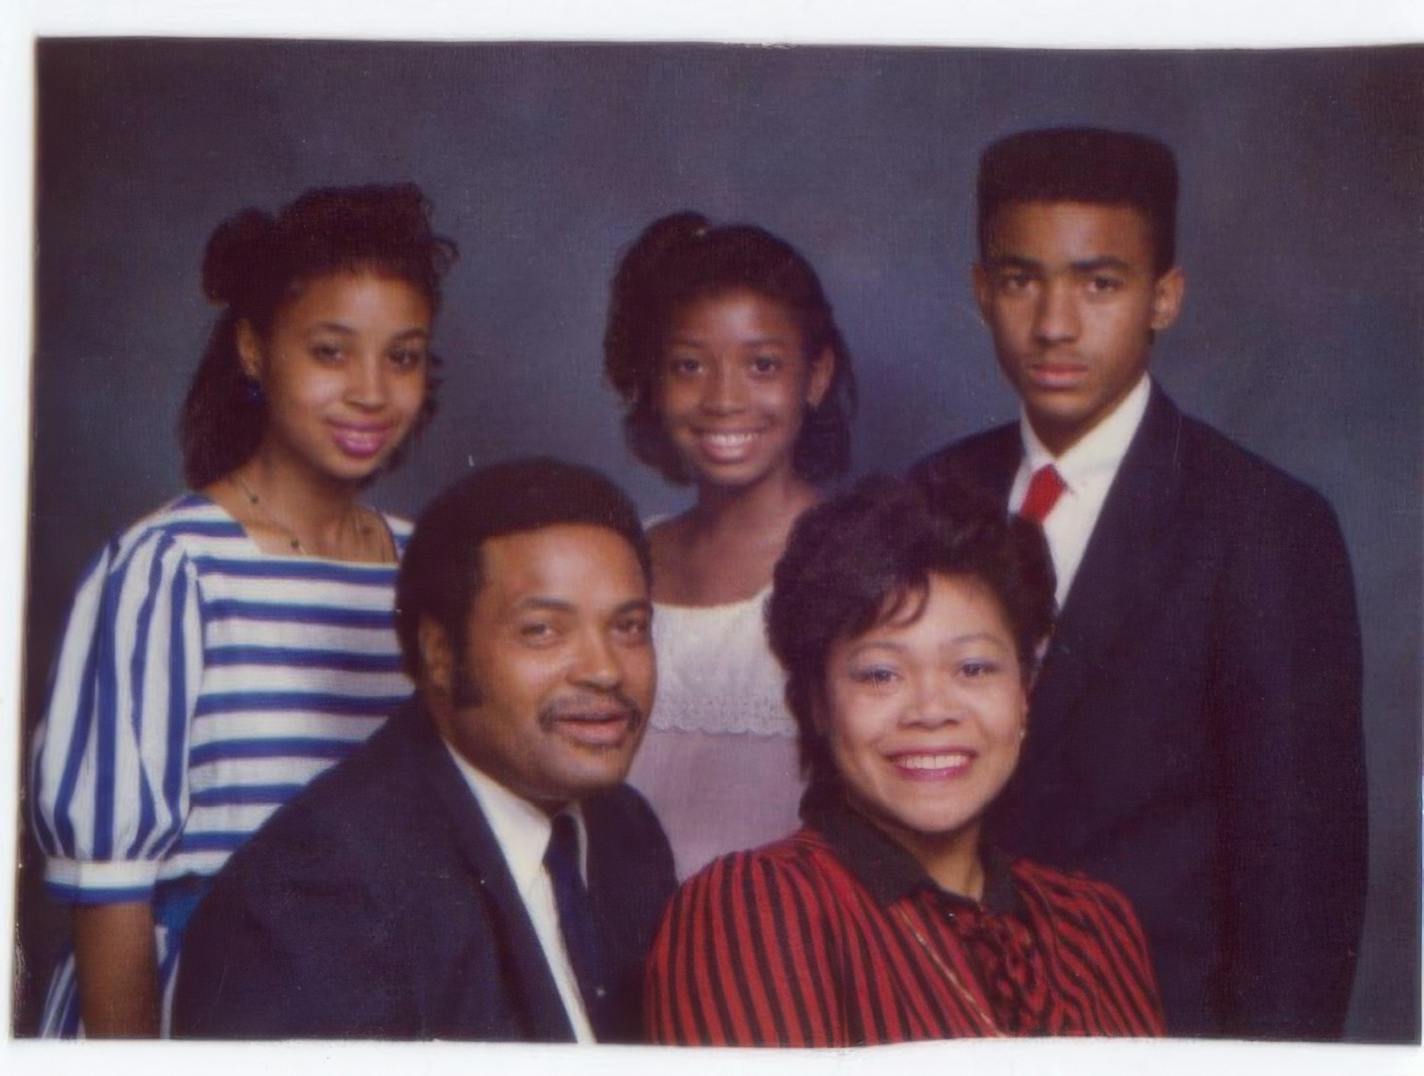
[174,458,676,1040]
[913,127,1366,1039]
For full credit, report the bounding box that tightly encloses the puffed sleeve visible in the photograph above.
[29,524,204,904]
[644,848,842,1047]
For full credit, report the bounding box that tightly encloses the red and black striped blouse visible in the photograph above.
[645,792,1164,1045]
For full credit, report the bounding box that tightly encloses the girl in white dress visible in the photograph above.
[603,212,856,877]
[29,184,456,1036]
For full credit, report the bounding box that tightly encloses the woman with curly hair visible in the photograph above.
[645,475,1164,1043]
[29,183,457,1036]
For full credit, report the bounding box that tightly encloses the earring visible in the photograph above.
[243,377,264,405]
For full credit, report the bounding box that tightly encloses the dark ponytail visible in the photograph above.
[179,183,458,489]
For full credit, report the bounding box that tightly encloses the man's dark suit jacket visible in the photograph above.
[173,700,676,1040]
[912,386,1366,1040]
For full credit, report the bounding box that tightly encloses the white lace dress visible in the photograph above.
[628,586,805,879]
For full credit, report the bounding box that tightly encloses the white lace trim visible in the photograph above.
[648,587,796,737]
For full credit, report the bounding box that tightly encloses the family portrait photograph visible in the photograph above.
[3,3,1420,1074]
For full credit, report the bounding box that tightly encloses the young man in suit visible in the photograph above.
[913,127,1366,1039]
[174,458,676,1040]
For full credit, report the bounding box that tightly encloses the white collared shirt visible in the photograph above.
[444,742,596,1043]
[1008,374,1152,610]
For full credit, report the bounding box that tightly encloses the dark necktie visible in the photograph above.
[1018,464,1066,524]
[544,812,616,1040]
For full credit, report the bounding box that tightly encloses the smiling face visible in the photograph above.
[657,288,833,490]
[821,572,1028,873]
[239,270,432,485]
[974,201,1184,456]
[421,523,656,812]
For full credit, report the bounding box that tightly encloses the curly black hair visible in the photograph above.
[766,473,1056,788]
[180,182,459,489]
[603,211,856,486]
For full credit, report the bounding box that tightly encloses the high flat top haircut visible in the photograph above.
[977,126,1179,276]
[767,473,1056,791]
[603,210,857,486]
[180,182,459,489]
[394,457,652,682]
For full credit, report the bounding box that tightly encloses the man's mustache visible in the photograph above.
[538,691,646,732]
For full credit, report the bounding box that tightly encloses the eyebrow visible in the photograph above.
[844,639,907,658]
[986,255,1134,274]
[305,323,430,338]
[665,334,795,348]
[510,597,653,618]
[1069,256,1134,274]
[946,632,1013,649]
[984,255,1040,271]
[511,597,576,615]
[847,631,1011,654]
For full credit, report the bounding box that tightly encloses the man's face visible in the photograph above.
[422,523,655,812]
[974,201,1184,455]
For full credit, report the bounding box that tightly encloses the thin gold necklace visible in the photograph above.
[231,472,307,554]
[229,472,389,562]
[892,905,1006,1038]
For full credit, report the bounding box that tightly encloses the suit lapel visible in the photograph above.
[420,713,575,1042]
[1030,388,1186,724]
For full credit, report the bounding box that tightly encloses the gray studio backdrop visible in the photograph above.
[17,40,1421,1040]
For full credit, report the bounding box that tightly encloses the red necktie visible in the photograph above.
[1018,465,1066,524]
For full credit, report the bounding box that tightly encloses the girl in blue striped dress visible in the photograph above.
[28,184,458,1037]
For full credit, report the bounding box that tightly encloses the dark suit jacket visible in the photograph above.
[173,700,676,1040]
[912,386,1366,1040]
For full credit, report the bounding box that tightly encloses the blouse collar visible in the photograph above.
[800,782,1022,916]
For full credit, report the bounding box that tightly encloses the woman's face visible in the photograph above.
[821,572,1028,858]
[240,270,432,485]
[657,288,832,490]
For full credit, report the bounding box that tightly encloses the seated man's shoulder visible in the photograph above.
[208,709,442,896]
[175,712,453,1037]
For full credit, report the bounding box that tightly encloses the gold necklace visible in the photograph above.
[229,473,389,561]
[231,472,306,553]
[893,905,1006,1038]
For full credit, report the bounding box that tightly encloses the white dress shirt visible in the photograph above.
[444,743,596,1043]
[1008,374,1152,610]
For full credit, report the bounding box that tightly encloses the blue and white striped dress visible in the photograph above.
[28,493,414,1036]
